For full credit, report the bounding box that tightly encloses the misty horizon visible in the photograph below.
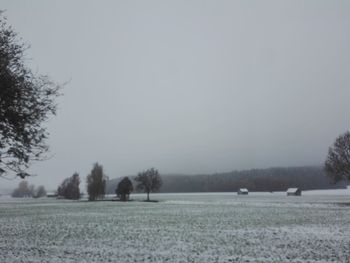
[0,164,328,192]
[1,0,350,190]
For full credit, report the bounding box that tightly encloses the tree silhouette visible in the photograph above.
[57,173,80,200]
[0,14,60,178]
[116,177,133,201]
[135,168,162,201]
[87,163,107,201]
[325,131,350,182]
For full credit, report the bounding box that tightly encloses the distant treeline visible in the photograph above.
[106,166,348,194]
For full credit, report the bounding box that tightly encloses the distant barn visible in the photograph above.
[286,188,302,196]
[237,188,249,195]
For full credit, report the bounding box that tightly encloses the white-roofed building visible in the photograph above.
[287,188,302,196]
[237,188,249,195]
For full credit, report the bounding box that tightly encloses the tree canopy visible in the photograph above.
[87,163,107,201]
[135,168,162,201]
[57,173,80,200]
[0,14,60,178]
[116,176,133,201]
[325,131,350,182]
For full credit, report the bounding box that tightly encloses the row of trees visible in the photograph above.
[57,163,107,200]
[1,12,350,196]
[0,12,164,202]
[8,131,350,200]
[140,166,334,193]
[116,168,162,201]
[57,164,162,201]
[12,181,46,198]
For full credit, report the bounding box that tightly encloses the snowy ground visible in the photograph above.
[0,191,350,262]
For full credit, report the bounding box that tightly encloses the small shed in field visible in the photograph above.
[286,188,302,196]
[237,188,249,195]
[46,192,58,198]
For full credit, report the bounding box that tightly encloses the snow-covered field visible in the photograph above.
[1,191,350,262]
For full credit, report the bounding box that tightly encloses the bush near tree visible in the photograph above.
[116,176,133,201]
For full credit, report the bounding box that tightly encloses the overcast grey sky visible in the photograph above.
[1,0,350,190]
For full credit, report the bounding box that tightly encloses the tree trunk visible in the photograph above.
[147,191,150,201]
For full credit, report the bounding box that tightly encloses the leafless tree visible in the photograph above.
[135,168,162,201]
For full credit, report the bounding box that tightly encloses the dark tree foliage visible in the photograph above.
[87,163,107,201]
[116,176,133,201]
[135,168,162,201]
[325,131,350,182]
[57,173,80,200]
[106,166,341,194]
[0,14,60,178]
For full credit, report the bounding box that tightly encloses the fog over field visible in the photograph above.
[1,0,350,190]
[1,2,350,263]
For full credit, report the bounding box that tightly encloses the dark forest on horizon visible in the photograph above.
[106,166,348,194]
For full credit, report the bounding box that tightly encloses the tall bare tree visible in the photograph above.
[325,131,350,182]
[0,14,61,178]
[135,168,162,201]
[87,163,107,201]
